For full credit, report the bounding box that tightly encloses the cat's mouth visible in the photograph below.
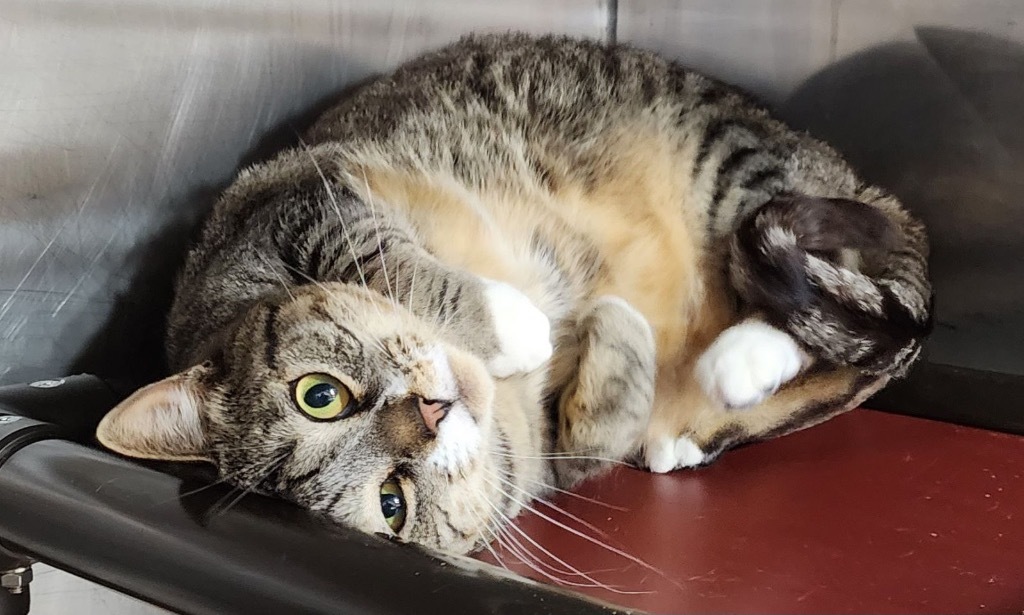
[426,403,481,475]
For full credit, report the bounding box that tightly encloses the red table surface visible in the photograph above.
[478,409,1024,614]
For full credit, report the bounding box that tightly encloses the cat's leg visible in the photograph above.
[642,194,932,472]
[551,296,656,488]
[285,198,551,377]
[643,354,888,473]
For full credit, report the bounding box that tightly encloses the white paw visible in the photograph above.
[645,436,706,473]
[696,321,804,409]
[482,280,553,378]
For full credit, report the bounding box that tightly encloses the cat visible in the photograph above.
[96,33,932,556]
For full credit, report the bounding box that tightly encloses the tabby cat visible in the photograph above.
[96,33,932,555]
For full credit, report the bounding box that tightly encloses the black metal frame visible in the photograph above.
[871,362,1024,436]
[0,376,633,615]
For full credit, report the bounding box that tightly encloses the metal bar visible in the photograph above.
[0,378,633,615]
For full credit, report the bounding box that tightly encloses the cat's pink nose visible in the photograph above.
[418,398,450,434]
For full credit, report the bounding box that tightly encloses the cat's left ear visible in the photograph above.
[96,364,212,462]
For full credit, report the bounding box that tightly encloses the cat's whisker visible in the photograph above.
[479,538,512,574]
[256,253,296,302]
[487,470,611,540]
[481,475,661,594]
[491,449,635,468]
[274,260,391,355]
[152,477,230,505]
[489,522,627,582]
[464,505,512,574]
[297,140,383,319]
[358,170,416,353]
[483,499,610,589]
[279,261,331,293]
[209,452,289,518]
[521,477,629,512]
[408,257,420,314]
[210,441,290,453]
[493,521,617,587]
[360,170,398,309]
[492,524,601,588]
[481,477,634,592]
[477,476,606,577]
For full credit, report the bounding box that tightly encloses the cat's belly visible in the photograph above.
[358,136,730,367]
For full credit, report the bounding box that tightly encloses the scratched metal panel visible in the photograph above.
[0,0,610,386]
[620,0,1024,375]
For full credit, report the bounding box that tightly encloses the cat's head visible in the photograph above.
[96,282,513,554]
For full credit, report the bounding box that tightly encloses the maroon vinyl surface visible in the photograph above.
[479,410,1024,614]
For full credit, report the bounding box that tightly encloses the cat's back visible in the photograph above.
[306,34,765,352]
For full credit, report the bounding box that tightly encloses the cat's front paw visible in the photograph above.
[482,280,553,378]
[696,321,804,409]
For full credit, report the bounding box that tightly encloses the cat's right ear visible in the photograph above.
[96,364,212,462]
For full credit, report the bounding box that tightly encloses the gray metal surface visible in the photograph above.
[0,0,611,385]
[1,0,1021,390]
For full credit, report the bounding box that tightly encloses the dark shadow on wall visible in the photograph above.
[67,76,381,389]
[780,27,1024,376]
[779,28,1024,431]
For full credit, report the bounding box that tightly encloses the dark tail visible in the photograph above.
[729,194,934,376]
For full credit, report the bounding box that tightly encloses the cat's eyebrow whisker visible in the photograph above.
[257,253,296,302]
[359,168,418,354]
[481,475,662,594]
[408,256,421,317]
[275,260,392,355]
[481,476,636,592]
[279,261,331,293]
[297,140,383,320]
[360,169,398,309]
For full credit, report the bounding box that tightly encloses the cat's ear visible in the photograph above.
[96,364,212,462]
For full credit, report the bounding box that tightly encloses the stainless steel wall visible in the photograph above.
[2,1,1021,391]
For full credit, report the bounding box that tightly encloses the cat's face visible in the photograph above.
[97,283,510,554]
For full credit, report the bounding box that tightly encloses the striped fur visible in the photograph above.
[96,33,932,555]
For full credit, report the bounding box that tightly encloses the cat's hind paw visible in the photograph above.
[482,280,552,378]
[643,435,706,473]
[696,320,804,409]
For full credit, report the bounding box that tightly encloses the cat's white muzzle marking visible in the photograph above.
[417,345,482,474]
[427,405,481,473]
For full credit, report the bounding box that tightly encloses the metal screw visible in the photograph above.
[1,566,32,594]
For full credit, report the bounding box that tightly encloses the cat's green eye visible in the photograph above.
[292,373,352,421]
[380,477,407,533]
